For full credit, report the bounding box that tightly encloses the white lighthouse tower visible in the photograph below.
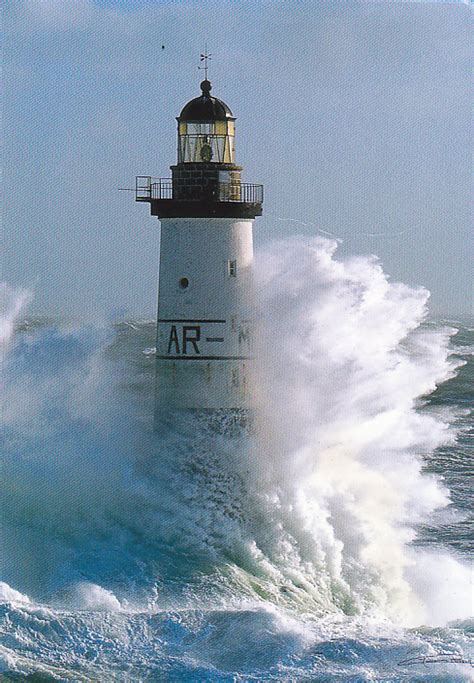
[136,75,263,422]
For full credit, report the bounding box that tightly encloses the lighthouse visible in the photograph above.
[136,76,263,420]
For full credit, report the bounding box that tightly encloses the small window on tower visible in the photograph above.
[228,260,237,278]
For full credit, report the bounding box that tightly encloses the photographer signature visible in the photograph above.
[398,650,473,667]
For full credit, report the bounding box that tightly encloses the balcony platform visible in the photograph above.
[136,176,263,219]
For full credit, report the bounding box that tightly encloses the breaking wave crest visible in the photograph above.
[251,237,469,626]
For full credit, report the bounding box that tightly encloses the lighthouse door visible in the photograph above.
[218,170,231,201]
[218,170,240,201]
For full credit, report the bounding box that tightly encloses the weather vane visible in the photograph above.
[199,47,212,80]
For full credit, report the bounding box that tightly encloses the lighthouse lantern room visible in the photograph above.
[177,79,235,165]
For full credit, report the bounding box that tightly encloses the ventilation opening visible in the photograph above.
[179,277,189,289]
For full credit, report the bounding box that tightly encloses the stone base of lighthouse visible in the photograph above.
[155,357,253,411]
[153,360,255,434]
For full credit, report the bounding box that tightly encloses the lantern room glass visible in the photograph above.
[178,121,235,164]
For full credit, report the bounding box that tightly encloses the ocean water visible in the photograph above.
[0,237,472,682]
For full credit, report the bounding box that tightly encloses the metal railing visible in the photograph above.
[227,183,263,204]
[136,177,173,201]
[136,176,263,204]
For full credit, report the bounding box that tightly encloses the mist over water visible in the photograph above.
[0,238,472,681]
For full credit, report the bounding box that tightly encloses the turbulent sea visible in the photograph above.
[0,237,472,682]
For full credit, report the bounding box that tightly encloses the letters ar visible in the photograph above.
[167,325,201,355]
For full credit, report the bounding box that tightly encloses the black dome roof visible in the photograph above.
[178,80,234,122]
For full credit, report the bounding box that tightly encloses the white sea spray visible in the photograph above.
[250,237,468,625]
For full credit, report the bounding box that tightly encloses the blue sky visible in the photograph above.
[3,0,471,318]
